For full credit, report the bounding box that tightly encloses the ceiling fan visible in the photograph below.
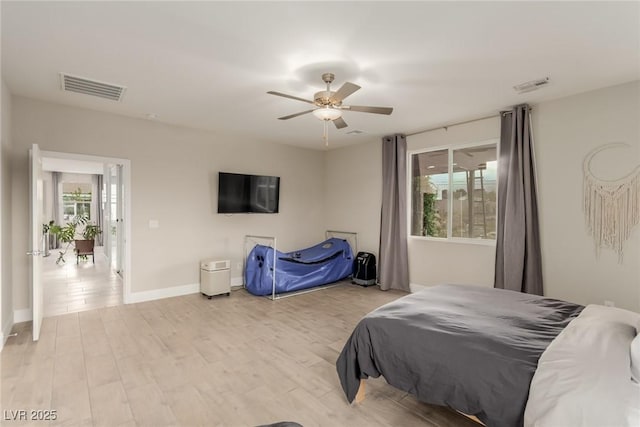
[267,73,393,144]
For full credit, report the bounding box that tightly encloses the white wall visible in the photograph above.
[534,81,640,311]
[325,81,640,311]
[1,79,14,345]
[11,96,327,312]
[324,139,382,256]
[7,81,639,321]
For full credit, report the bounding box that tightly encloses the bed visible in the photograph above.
[336,284,640,426]
[336,284,585,427]
[525,304,640,426]
[244,237,353,297]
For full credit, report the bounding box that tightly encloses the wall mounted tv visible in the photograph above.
[217,172,280,214]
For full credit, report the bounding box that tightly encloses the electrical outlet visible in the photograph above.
[604,300,615,307]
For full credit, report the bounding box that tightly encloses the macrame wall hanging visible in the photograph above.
[583,142,640,262]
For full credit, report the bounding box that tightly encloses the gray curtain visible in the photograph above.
[93,174,104,246]
[379,134,410,291]
[494,104,543,295]
[50,171,61,249]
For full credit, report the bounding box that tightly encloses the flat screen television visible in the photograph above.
[217,172,280,214]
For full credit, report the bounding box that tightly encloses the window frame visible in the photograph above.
[62,190,92,221]
[407,138,499,246]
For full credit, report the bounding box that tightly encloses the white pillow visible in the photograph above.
[632,322,640,383]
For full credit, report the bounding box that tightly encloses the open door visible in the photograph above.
[115,164,124,277]
[105,164,124,277]
[103,164,112,268]
[28,143,44,341]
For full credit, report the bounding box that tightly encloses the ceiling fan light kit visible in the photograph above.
[313,106,342,121]
[268,72,393,146]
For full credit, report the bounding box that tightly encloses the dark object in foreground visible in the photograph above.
[255,422,303,427]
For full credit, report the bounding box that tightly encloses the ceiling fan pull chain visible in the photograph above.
[323,121,329,147]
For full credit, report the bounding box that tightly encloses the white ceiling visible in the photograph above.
[2,1,639,150]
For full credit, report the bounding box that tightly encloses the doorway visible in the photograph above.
[39,150,131,317]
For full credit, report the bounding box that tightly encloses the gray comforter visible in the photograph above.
[336,284,583,427]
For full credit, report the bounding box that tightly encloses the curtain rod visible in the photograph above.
[406,110,515,137]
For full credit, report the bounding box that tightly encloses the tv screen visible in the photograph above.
[218,172,280,214]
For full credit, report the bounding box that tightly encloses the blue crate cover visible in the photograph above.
[245,238,354,296]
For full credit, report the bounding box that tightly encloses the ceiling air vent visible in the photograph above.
[513,77,549,94]
[59,73,126,101]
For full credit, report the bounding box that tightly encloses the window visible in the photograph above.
[62,187,92,221]
[410,141,498,241]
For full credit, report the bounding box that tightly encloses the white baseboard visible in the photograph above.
[14,308,32,323]
[126,283,200,304]
[231,276,243,288]
[409,283,429,293]
[1,317,14,351]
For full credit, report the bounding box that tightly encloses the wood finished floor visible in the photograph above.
[1,284,478,427]
[43,246,122,317]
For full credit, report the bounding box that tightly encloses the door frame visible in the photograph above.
[104,163,124,277]
[30,144,44,341]
[41,150,133,303]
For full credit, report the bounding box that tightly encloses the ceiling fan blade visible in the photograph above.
[343,105,393,115]
[333,117,348,129]
[330,82,361,103]
[267,91,315,105]
[278,109,315,120]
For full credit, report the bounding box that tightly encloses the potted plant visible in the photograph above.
[74,224,102,263]
[42,220,54,257]
[49,215,101,264]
